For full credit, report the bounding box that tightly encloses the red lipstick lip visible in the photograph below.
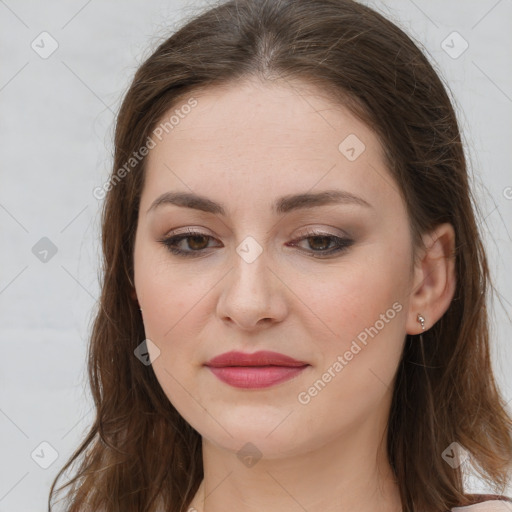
[204,350,309,368]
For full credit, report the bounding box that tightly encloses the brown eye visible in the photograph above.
[159,229,353,259]
[287,231,354,258]
[187,235,210,250]
[306,236,332,251]
[158,229,222,258]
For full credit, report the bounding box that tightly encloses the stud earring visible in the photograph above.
[417,313,425,331]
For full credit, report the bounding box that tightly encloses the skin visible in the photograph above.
[132,77,456,512]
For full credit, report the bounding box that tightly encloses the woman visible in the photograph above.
[48,0,512,511]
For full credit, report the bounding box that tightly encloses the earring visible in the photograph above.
[417,313,425,331]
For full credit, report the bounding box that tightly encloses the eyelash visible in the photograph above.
[158,228,354,259]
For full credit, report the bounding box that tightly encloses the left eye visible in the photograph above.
[287,232,354,257]
[158,230,354,258]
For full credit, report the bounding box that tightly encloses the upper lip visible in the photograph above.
[204,350,309,367]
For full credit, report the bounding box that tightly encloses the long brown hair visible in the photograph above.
[48,0,512,510]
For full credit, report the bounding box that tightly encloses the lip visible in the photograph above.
[204,350,310,389]
[204,350,308,367]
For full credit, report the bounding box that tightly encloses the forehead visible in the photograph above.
[141,78,399,214]
[150,78,381,158]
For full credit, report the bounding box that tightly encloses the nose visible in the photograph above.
[216,248,288,331]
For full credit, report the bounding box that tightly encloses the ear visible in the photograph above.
[406,223,457,334]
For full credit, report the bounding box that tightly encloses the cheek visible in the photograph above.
[294,250,408,394]
[140,270,209,343]
[300,254,407,340]
[136,260,213,415]
[134,234,213,338]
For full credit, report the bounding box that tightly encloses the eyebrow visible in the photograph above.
[146,189,373,216]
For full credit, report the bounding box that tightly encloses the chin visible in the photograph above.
[199,418,309,456]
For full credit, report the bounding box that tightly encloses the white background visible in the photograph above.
[0,0,511,509]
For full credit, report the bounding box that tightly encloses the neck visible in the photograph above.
[188,409,402,512]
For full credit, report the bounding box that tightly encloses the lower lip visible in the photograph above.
[206,365,309,389]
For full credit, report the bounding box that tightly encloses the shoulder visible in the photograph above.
[451,494,512,512]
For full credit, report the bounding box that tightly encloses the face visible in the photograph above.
[133,78,416,458]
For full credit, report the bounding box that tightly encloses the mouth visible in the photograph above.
[205,365,309,388]
[204,350,310,389]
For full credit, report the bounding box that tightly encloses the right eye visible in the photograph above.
[158,229,222,258]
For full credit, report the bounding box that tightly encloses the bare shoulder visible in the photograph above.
[452,500,512,512]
